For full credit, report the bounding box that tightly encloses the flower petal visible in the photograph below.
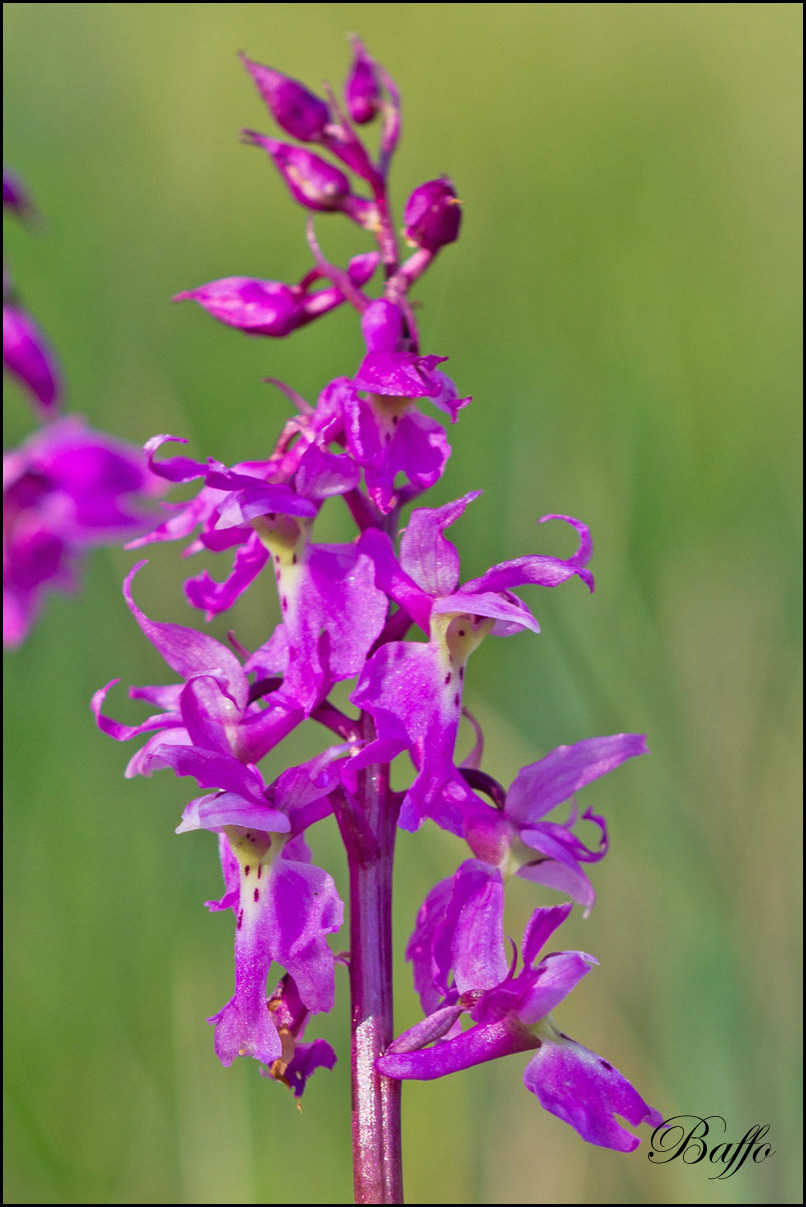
[516,951,597,1023]
[507,734,649,824]
[523,1037,663,1152]
[123,561,248,705]
[378,1018,537,1080]
[184,531,271,618]
[398,493,478,596]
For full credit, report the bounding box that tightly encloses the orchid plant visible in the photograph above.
[93,39,661,1203]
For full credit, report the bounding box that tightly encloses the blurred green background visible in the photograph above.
[3,4,801,1203]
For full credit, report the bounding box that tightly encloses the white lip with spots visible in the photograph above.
[431,610,494,723]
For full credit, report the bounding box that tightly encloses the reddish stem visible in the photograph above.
[342,713,404,1204]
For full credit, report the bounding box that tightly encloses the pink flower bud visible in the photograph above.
[345,38,381,125]
[240,53,330,142]
[361,299,404,353]
[404,178,462,252]
[173,279,301,336]
[243,131,351,213]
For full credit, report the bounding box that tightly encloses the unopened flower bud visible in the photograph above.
[243,132,351,212]
[345,38,382,125]
[174,278,301,337]
[361,299,404,353]
[3,305,61,413]
[404,178,462,252]
[239,53,330,142]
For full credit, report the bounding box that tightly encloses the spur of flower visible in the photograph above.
[379,900,662,1152]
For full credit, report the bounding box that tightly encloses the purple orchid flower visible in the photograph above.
[4,417,162,646]
[350,494,594,830]
[168,455,388,710]
[301,296,467,516]
[442,732,651,914]
[379,901,663,1152]
[91,560,307,772]
[167,746,346,1068]
[354,296,470,420]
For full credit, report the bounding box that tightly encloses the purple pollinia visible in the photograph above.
[3,172,164,647]
[97,40,660,1190]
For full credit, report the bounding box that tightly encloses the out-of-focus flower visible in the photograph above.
[3,417,163,646]
[3,167,33,217]
[2,303,61,415]
[3,169,61,415]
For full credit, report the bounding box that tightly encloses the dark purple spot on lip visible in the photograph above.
[257,865,262,879]
[454,693,460,708]
[292,554,297,565]
[275,554,281,564]
[281,597,288,612]
[237,910,244,930]
[458,629,466,637]
[384,433,391,444]
[599,1060,613,1071]
[444,672,451,684]
[392,415,399,426]
[253,888,260,903]
[244,865,250,877]
[459,666,465,680]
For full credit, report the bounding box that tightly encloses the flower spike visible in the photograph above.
[94,38,657,1195]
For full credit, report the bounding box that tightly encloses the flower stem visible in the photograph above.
[345,713,403,1204]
